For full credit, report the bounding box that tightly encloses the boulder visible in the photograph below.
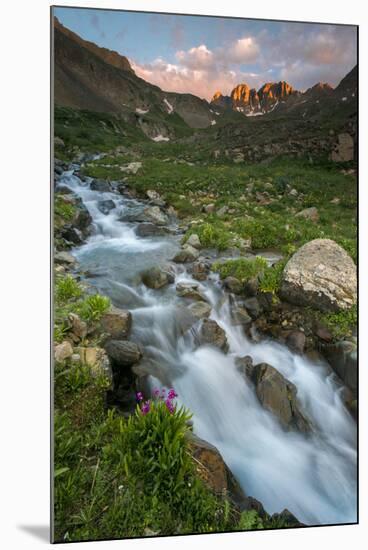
[198,319,229,352]
[230,306,252,327]
[203,203,215,214]
[285,330,306,354]
[331,133,354,162]
[78,347,113,384]
[104,340,142,366]
[295,207,319,223]
[97,199,116,215]
[143,206,169,226]
[243,297,262,319]
[280,239,357,312]
[188,301,212,320]
[141,266,174,289]
[101,307,132,339]
[173,244,200,263]
[54,251,76,265]
[135,223,168,237]
[54,341,73,362]
[60,225,84,245]
[67,313,88,342]
[224,276,243,294]
[322,338,357,393]
[191,260,210,281]
[176,282,208,302]
[120,161,142,175]
[146,189,161,201]
[250,363,309,432]
[90,179,112,192]
[73,207,92,232]
[217,205,229,217]
[186,234,201,249]
[235,355,254,378]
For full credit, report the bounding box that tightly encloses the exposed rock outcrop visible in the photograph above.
[280,239,357,312]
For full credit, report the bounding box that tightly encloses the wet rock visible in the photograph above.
[250,363,309,432]
[295,206,319,222]
[135,223,168,237]
[54,341,73,362]
[73,207,92,232]
[101,306,132,339]
[60,225,84,245]
[243,277,259,297]
[235,355,254,378]
[191,260,210,281]
[280,239,357,312]
[188,301,212,319]
[224,276,243,294]
[55,184,72,194]
[186,433,233,494]
[285,330,306,354]
[243,297,262,319]
[186,234,201,249]
[173,244,200,263]
[104,340,142,367]
[141,266,174,289]
[54,251,76,265]
[198,319,229,352]
[314,323,333,343]
[143,205,169,226]
[97,199,116,215]
[230,306,252,327]
[90,179,112,192]
[322,339,357,393]
[176,282,208,302]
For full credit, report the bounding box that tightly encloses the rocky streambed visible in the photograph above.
[54,156,357,526]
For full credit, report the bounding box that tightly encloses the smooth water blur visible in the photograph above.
[58,168,357,526]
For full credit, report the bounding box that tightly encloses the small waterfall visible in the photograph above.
[57,167,357,526]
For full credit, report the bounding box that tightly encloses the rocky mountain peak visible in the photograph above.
[212,90,224,101]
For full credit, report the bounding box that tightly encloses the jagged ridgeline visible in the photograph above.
[53,16,357,163]
[52,13,357,542]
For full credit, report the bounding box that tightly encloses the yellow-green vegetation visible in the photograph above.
[54,274,110,343]
[319,305,357,340]
[213,257,268,282]
[213,257,287,296]
[81,152,356,262]
[54,272,294,541]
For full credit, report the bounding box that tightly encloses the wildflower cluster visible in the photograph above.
[136,387,178,415]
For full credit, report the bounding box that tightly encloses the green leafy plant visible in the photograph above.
[213,257,268,282]
[55,275,83,303]
[78,294,110,322]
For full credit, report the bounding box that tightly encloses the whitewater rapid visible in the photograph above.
[57,167,357,526]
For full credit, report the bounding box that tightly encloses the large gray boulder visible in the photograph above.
[198,319,229,352]
[141,266,174,289]
[143,206,169,226]
[280,239,357,312]
[104,340,142,366]
[250,363,309,432]
[101,307,132,339]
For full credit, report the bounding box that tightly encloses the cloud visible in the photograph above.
[226,37,260,64]
[176,44,214,69]
[132,23,356,100]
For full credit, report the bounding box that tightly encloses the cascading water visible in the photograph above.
[57,167,357,526]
